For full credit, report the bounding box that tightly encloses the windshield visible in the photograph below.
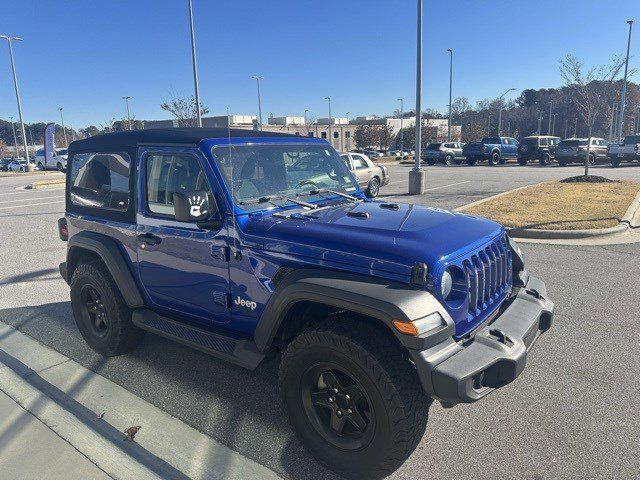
[426,143,441,150]
[482,137,501,144]
[212,144,359,211]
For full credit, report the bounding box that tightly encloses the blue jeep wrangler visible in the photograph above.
[462,136,519,166]
[58,128,553,479]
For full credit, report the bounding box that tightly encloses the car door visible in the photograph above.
[136,148,231,325]
[350,154,372,187]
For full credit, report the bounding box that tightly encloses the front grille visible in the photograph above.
[462,235,512,321]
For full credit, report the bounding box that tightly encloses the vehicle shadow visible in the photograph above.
[0,302,343,480]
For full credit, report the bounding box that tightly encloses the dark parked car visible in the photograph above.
[555,138,609,166]
[517,136,561,165]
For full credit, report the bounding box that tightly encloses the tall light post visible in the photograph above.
[324,96,332,147]
[609,104,617,141]
[122,96,132,130]
[1,35,29,164]
[617,20,634,141]
[409,0,425,195]
[497,87,515,135]
[397,97,404,152]
[58,107,68,147]
[537,113,543,135]
[635,105,640,133]
[548,99,553,135]
[252,75,264,130]
[446,48,453,141]
[187,0,202,127]
[304,109,309,125]
[564,118,568,139]
[9,117,19,158]
[574,118,578,138]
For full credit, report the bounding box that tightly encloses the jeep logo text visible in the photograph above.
[234,296,257,311]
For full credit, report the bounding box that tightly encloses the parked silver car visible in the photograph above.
[340,152,390,197]
[422,142,465,165]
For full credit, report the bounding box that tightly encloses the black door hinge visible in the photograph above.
[211,245,230,262]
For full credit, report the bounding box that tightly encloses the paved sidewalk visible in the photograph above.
[0,391,111,480]
[0,322,282,480]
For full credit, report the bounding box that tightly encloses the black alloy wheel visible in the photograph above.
[81,285,109,337]
[302,365,375,451]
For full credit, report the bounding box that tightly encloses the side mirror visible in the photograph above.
[173,191,219,226]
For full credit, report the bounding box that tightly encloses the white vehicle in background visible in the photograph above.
[422,142,465,166]
[608,135,640,167]
[35,148,68,172]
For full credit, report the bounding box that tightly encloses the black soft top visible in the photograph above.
[68,128,299,153]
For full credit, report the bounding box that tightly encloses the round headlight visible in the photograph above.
[441,270,453,299]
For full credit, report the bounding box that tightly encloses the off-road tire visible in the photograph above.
[444,154,454,166]
[279,319,430,480]
[37,162,44,171]
[465,157,477,166]
[557,157,569,166]
[70,262,144,356]
[366,177,381,198]
[488,151,500,166]
[610,156,621,167]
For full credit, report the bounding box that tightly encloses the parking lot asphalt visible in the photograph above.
[0,164,639,480]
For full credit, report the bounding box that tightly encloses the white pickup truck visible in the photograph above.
[608,135,640,167]
[34,148,68,172]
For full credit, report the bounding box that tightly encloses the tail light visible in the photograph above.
[58,217,68,241]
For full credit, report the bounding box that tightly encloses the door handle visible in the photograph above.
[137,233,162,246]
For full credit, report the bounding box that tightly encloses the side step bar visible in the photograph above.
[132,309,265,370]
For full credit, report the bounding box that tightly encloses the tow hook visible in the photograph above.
[488,328,513,347]
[525,288,544,301]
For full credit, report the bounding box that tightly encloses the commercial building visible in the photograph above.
[143,114,461,152]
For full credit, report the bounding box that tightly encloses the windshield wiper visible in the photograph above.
[239,195,318,209]
[303,188,359,201]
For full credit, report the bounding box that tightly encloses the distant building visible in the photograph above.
[268,116,305,126]
[142,114,461,152]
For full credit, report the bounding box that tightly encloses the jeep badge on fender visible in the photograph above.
[59,128,553,479]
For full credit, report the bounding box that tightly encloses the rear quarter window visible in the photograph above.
[69,152,131,212]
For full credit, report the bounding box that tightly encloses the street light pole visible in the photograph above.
[564,118,568,139]
[446,48,453,141]
[58,107,68,147]
[324,97,332,147]
[574,118,578,138]
[617,20,634,142]
[397,98,404,152]
[304,109,308,125]
[187,0,202,127]
[122,96,132,130]
[408,0,425,194]
[497,87,515,136]
[548,99,553,135]
[1,35,29,164]
[609,104,617,141]
[537,113,543,135]
[9,117,19,158]
[252,75,264,130]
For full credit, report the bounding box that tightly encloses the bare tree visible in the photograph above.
[160,92,209,127]
[560,54,625,176]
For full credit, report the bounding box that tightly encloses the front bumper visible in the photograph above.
[410,274,553,406]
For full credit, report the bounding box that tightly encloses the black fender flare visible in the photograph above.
[253,269,454,353]
[66,231,144,309]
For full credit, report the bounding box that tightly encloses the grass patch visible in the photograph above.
[463,180,640,230]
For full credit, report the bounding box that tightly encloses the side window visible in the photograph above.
[539,138,548,146]
[69,152,130,211]
[145,153,211,218]
[351,155,368,169]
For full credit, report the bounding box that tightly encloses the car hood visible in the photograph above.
[252,200,504,279]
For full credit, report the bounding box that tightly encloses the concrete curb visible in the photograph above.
[0,322,282,480]
[456,182,640,240]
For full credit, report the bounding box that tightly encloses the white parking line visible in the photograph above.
[0,200,65,211]
[423,180,472,192]
[0,195,64,205]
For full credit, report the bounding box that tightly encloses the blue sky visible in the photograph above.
[0,0,637,130]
